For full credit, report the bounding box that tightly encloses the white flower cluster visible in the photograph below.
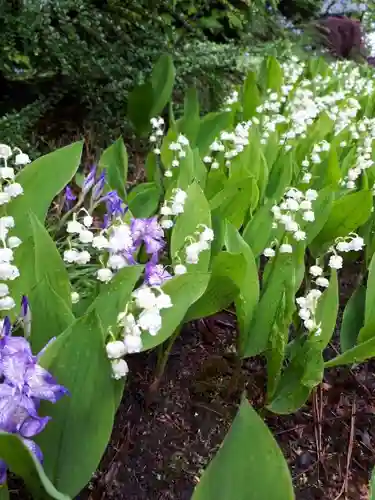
[263,188,318,257]
[105,286,172,379]
[160,188,187,229]
[340,121,375,190]
[149,116,165,155]
[165,134,190,178]
[64,210,137,284]
[224,90,239,107]
[327,234,365,270]
[0,144,27,311]
[296,289,323,335]
[183,224,214,266]
[207,122,252,168]
[0,144,30,168]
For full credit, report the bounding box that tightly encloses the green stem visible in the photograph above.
[56,194,85,232]
[150,327,181,393]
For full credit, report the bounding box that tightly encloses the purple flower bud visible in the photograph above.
[64,186,76,210]
[1,317,11,338]
[83,165,97,194]
[92,171,106,201]
[102,191,126,218]
[20,296,32,338]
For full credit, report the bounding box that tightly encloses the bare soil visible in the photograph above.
[80,267,375,500]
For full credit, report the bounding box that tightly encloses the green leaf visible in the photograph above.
[127,81,154,136]
[185,252,246,321]
[171,183,211,272]
[196,112,232,155]
[310,190,373,253]
[10,212,73,351]
[178,87,200,145]
[151,54,176,117]
[242,71,260,120]
[340,285,366,352]
[315,270,339,347]
[224,223,260,355]
[0,433,69,500]
[242,200,275,257]
[365,251,375,330]
[370,467,375,500]
[267,56,283,92]
[8,142,83,239]
[37,311,119,498]
[141,273,210,351]
[128,182,161,218]
[99,137,128,200]
[325,334,375,367]
[88,265,144,333]
[266,152,293,202]
[192,399,294,500]
[243,251,295,358]
[210,176,258,229]
[305,187,334,245]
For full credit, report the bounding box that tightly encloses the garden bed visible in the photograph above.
[80,266,375,500]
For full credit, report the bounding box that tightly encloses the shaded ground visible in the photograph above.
[81,266,375,500]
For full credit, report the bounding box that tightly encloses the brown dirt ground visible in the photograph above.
[79,264,375,500]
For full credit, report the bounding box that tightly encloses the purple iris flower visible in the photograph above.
[0,307,68,483]
[92,171,106,201]
[145,259,172,286]
[130,217,165,255]
[83,165,97,194]
[64,186,76,210]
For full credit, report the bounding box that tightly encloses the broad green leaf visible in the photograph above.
[8,142,83,239]
[28,279,75,354]
[0,433,68,500]
[243,251,294,358]
[171,183,211,272]
[37,311,118,498]
[141,273,210,351]
[127,81,154,136]
[0,485,8,500]
[266,152,293,202]
[177,147,195,191]
[128,182,161,218]
[210,176,258,229]
[242,200,275,257]
[267,56,283,92]
[370,467,375,500]
[340,285,366,352]
[325,334,375,367]
[365,252,375,330]
[150,54,176,117]
[305,187,334,245]
[310,190,373,253]
[268,340,322,414]
[224,223,260,355]
[88,266,143,333]
[178,87,200,145]
[196,112,232,155]
[10,213,73,351]
[99,137,128,200]
[185,252,246,321]
[315,270,339,347]
[242,71,260,120]
[192,399,294,500]
[192,149,207,189]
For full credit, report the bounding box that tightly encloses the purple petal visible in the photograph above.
[0,461,7,484]
[2,353,28,389]
[145,262,172,286]
[0,392,37,433]
[83,166,97,194]
[19,415,50,438]
[25,364,69,403]
[1,317,11,338]
[64,186,76,210]
[92,171,106,201]
[130,217,165,255]
[22,439,43,463]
